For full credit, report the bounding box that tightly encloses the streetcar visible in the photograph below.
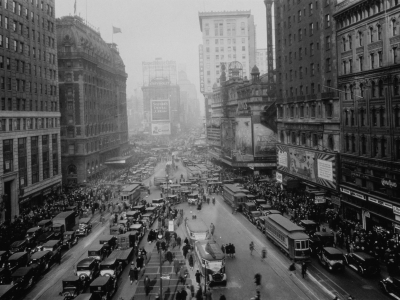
[222,184,247,211]
[264,214,311,262]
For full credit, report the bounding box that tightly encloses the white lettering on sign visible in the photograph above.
[393,206,400,215]
[317,159,333,181]
[381,179,398,188]
[340,188,350,195]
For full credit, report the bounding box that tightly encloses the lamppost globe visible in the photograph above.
[157,233,163,240]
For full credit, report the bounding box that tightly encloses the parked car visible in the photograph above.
[6,252,29,273]
[89,276,117,300]
[28,251,52,274]
[76,218,92,237]
[344,252,380,276]
[25,227,43,245]
[75,258,100,287]
[88,245,107,262]
[248,210,262,225]
[63,231,79,249]
[59,276,84,300]
[99,258,123,278]
[42,240,62,263]
[52,223,65,240]
[317,247,345,271]
[380,276,400,299]
[37,219,53,232]
[310,232,335,255]
[9,241,28,255]
[10,265,39,291]
[99,236,117,253]
[33,231,56,253]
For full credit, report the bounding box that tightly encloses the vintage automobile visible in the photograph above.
[28,251,52,273]
[88,245,107,262]
[254,199,267,208]
[75,258,100,287]
[59,276,84,300]
[66,206,79,217]
[255,216,269,233]
[126,211,140,223]
[131,205,146,214]
[344,252,380,276]
[242,202,258,220]
[0,284,15,300]
[89,276,117,300]
[6,252,29,273]
[299,220,319,235]
[10,265,39,291]
[25,227,43,245]
[42,240,62,263]
[310,232,335,255]
[76,218,92,237]
[317,247,345,271]
[33,231,56,253]
[0,251,10,268]
[261,209,281,217]
[63,231,79,249]
[248,210,262,225]
[37,219,53,232]
[146,206,159,218]
[9,240,28,254]
[117,220,129,232]
[52,223,65,240]
[129,224,145,240]
[187,193,198,205]
[141,213,154,227]
[380,276,400,299]
[151,198,164,207]
[99,236,117,253]
[99,258,123,278]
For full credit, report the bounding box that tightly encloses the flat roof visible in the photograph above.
[198,10,252,31]
[121,184,140,192]
[268,214,305,233]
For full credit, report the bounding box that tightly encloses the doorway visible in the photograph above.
[4,180,12,222]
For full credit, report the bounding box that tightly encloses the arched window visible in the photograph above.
[393,19,397,36]
[348,34,352,49]
[328,135,334,150]
[372,107,378,126]
[361,136,367,154]
[377,24,382,40]
[358,31,363,46]
[344,110,349,125]
[380,107,386,126]
[370,27,374,42]
[350,85,354,100]
[68,164,77,175]
[343,37,346,51]
[371,81,376,97]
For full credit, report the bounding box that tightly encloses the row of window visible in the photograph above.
[205,46,246,53]
[1,97,58,112]
[0,77,57,96]
[3,0,54,17]
[0,35,56,64]
[280,131,335,151]
[0,55,57,79]
[0,117,59,131]
[205,38,246,45]
[203,21,246,37]
[343,135,393,159]
[279,102,334,119]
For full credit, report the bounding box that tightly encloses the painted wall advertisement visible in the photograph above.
[234,117,253,162]
[151,99,170,121]
[151,122,171,135]
[276,144,337,190]
[253,123,277,157]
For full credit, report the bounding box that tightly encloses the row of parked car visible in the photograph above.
[59,203,163,300]
[239,198,400,298]
[0,212,95,300]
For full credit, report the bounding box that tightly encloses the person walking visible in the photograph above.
[210,223,215,236]
[205,287,212,300]
[289,260,296,276]
[250,241,255,255]
[188,252,194,270]
[254,273,261,291]
[301,262,307,278]
[144,275,151,296]
[129,263,138,284]
[178,265,188,285]
[261,247,267,261]
[174,258,181,275]
[195,270,203,287]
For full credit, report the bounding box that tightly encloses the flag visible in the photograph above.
[113,26,122,34]
[74,0,76,15]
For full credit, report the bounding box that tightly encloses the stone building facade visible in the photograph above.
[56,16,129,185]
[273,0,341,203]
[0,0,61,221]
[334,0,400,231]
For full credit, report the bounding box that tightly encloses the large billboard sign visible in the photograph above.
[276,144,337,190]
[234,117,253,162]
[253,123,277,157]
[151,123,171,135]
[151,100,170,122]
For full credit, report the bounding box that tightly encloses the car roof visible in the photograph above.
[62,275,80,283]
[38,219,52,225]
[90,275,111,286]
[353,252,375,260]
[42,240,60,247]
[27,227,41,232]
[64,231,75,234]
[300,220,317,225]
[99,235,115,241]
[53,223,63,227]
[12,266,34,277]
[315,232,334,237]
[100,258,117,266]
[89,244,104,251]
[77,258,96,267]
[323,247,343,255]
[8,252,27,260]
[30,251,51,259]
[10,240,26,247]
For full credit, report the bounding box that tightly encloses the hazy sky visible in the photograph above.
[55,0,268,100]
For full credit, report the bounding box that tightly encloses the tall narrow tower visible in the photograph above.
[264,0,275,83]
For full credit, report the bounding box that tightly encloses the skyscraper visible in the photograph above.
[0,0,61,222]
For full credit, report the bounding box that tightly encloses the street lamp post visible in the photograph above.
[157,232,164,299]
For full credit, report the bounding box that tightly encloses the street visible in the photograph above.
[24,159,390,300]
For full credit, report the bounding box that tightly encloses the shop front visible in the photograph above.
[19,182,61,212]
[340,186,366,226]
[365,196,396,232]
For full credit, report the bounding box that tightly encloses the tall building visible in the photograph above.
[256,48,269,75]
[334,0,400,230]
[0,0,61,222]
[178,69,201,131]
[141,59,180,137]
[127,88,144,135]
[57,16,129,185]
[273,1,341,204]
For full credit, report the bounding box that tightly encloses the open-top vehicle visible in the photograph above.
[75,258,100,287]
[11,265,39,291]
[76,218,92,237]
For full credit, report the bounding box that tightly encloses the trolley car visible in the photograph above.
[264,214,310,262]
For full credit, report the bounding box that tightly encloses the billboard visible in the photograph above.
[221,119,235,159]
[234,117,253,162]
[276,144,337,190]
[253,123,277,157]
[151,100,170,121]
[151,122,171,135]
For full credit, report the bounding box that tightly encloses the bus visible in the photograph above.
[185,219,209,245]
[194,240,226,286]
[222,184,247,211]
[264,214,311,262]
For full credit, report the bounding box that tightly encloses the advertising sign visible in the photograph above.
[151,99,170,121]
[221,119,235,159]
[276,172,283,182]
[151,123,171,135]
[234,117,253,162]
[276,144,337,190]
[253,123,277,157]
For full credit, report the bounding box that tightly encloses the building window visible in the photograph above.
[393,19,397,36]
[328,135,334,150]
[377,25,382,40]
[291,132,296,144]
[325,14,330,28]
[343,37,346,51]
[311,104,316,118]
[372,107,378,126]
[42,135,49,180]
[344,110,349,125]
[301,133,306,145]
[312,134,318,147]
[326,36,331,49]
[3,139,13,173]
[379,80,384,97]
[326,102,333,118]
[394,47,398,64]
[370,27,374,43]
[18,138,27,187]
[359,55,364,71]
[360,107,366,126]
[358,31,363,46]
[394,77,399,95]
[326,58,331,72]
[361,136,367,155]
[370,53,375,69]
[345,135,350,152]
[380,107,386,126]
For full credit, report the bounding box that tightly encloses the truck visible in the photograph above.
[53,211,76,232]
[154,176,168,188]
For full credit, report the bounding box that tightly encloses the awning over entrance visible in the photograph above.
[104,155,134,166]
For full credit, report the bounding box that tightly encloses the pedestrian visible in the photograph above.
[178,265,188,285]
[210,223,215,236]
[165,249,174,264]
[176,286,188,300]
[182,243,189,259]
[261,247,267,261]
[170,236,176,249]
[144,275,151,296]
[205,287,212,300]
[195,270,203,286]
[156,240,161,253]
[254,273,261,291]
[136,255,144,269]
[250,241,255,255]
[289,260,296,276]
[177,235,182,247]
[188,252,194,270]
[57,251,62,265]
[174,258,181,275]
[196,286,203,300]
[301,262,307,278]
[129,263,137,284]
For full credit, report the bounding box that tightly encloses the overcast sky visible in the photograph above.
[55,0,268,101]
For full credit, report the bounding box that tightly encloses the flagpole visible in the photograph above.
[112,26,113,44]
